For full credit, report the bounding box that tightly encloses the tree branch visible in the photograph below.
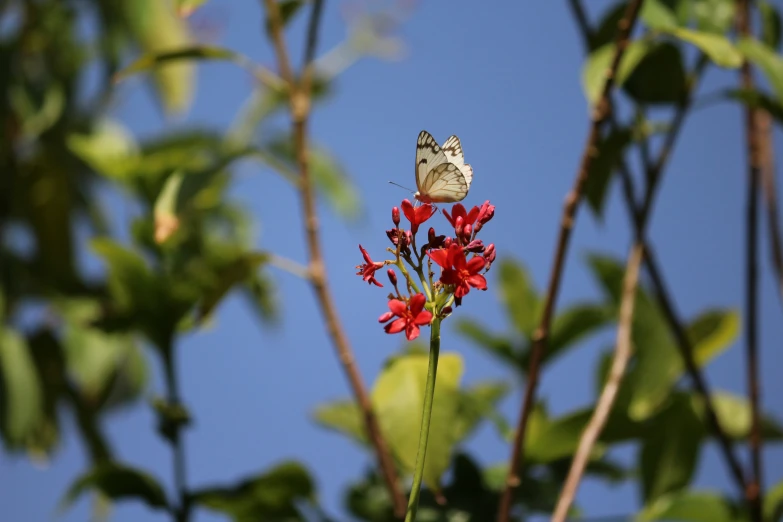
[262,1,406,516]
[758,110,783,304]
[551,243,643,522]
[496,2,645,520]
[736,1,764,519]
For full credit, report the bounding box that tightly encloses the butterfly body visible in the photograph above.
[414,131,474,204]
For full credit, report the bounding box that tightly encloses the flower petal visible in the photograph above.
[405,323,420,341]
[427,248,451,268]
[465,205,480,225]
[385,317,407,334]
[401,199,415,224]
[359,244,373,264]
[378,311,394,323]
[414,310,433,325]
[440,268,460,285]
[466,255,486,274]
[467,273,487,290]
[408,293,426,316]
[388,299,407,316]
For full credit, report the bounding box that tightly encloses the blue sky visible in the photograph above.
[3,1,783,521]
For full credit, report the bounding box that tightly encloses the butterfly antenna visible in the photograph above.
[388,181,416,193]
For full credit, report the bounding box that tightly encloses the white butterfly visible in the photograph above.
[413,130,474,204]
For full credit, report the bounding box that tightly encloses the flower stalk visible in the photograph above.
[404,316,441,522]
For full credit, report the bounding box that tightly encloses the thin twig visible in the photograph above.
[758,109,783,304]
[262,1,406,516]
[496,2,645,520]
[736,1,764,519]
[267,253,312,280]
[162,342,190,522]
[551,244,643,522]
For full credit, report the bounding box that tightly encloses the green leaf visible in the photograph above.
[585,128,633,218]
[452,381,510,443]
[765,479,783,522]
[346,471,396,522]
[544,302,612,367]
[624,42,687,104]
[642,0,679,30]
[91,238,158,313]
[639,394,703,503]
[59,299,147,407]
[737,38,783,101]
[587,253,627,306]
[311,400,366,444]
[67,119,140,180]
[197,252,270,321]
[115,45,256,83]
[60,463,168,511]
[687,308,739,366]
[190,461,313,522]
[638,490,734,522]
[677,0,736,34]
[497,259,540,337]
[0,329,43,447]
[526,409,601,463]
[372,352,464,490]
[454,318,518,370]
[668,28,742,68]
[759,1,782,50]
[122,0,195,114]
[691,391,783,442]
[582,40,652,105]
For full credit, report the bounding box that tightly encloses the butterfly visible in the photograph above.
[413,130,474,204]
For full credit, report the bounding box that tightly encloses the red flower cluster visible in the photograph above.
[356,199,496,340]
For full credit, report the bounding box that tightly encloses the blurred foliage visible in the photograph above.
[1,1,782,522]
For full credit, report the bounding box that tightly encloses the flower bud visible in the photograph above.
[392,206,400,227]
[462,223,473,242]
[387,269,398,286]
[454,216,464,238]
[464,239,485,253]
[484,243,496,265]
[443,237,453,248]
[441,306,453,316]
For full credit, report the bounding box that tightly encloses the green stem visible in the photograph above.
[405,317,441,522]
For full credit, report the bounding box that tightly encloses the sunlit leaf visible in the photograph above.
[690,391,783,442]
[676,0,735,34]
[497,259,540,337]
[765,479,783,522]
[582,40,652,105]
[687,308,739,366]
[60,463,168,511]
[190,461,313,521]
[312,400,366,444]
[544,302,613,367]
[642,0,679,30]
[639,394,703,503]
[638,490,734,522]
[67,119,139,181]
[526,409,602,463]
[668,28,742,68]
[122,0,195,114]
[176,0,210,17]
[737,37,783,101]
[197,252,269,321]
[372,352,464,490]
[0,329,43,447]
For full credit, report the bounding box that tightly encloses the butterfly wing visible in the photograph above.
[415,130,449,193]
[442,135,474,189]
[420,162,468,203]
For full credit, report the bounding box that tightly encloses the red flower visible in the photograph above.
[378,293,433,341]
[443,203,480,229]
[428,243,487,298]
[401,199,436,234]
[356,244,384,287]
